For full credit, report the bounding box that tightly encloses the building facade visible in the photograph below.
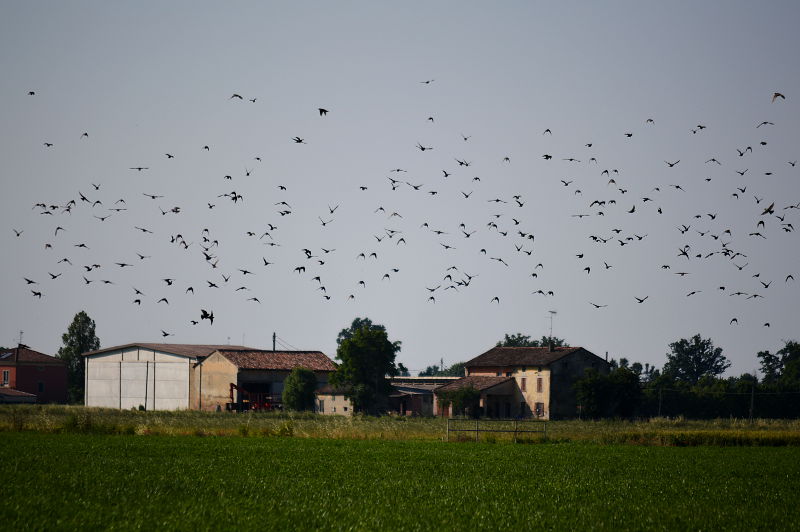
[434,346,609,419]
[0,345,67,403]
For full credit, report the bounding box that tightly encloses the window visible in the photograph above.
[343,407,348,412]
[505,372,512,377]
[496,372,501,376]
[535,402,544,417]
[521,366,526,372]
[1,370,8,386]
[521,377,527,392]
[38,381,45,393]
[536,377,543,393]
[333,406,337,413]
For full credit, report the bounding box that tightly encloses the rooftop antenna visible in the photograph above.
[548,310,557,342]
[17,330,23,347]
[226,336,231,345]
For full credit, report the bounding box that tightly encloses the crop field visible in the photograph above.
[1,432,798,531]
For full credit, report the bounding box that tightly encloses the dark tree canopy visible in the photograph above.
[57,311,100,403]
[419,361,466,377]
[497,333,567,348]
[757,340,800,387]
[282,367,317,411]
[331,317,404,414]
[663,334,730,385]
[436,386,481,417]
[575,367,642,418]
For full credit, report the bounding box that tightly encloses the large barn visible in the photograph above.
[83,343,337,411]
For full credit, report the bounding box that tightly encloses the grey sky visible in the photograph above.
[2,2,798,376]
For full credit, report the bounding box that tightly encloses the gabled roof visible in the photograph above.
[0,346,65,365]
[215,350,337,372]
[435,375,514,393]
[465,346,588,368]
[82,343,252,358]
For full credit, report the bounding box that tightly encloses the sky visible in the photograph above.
[1,2,799,377]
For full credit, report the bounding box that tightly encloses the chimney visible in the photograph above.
[548,340,554,352]
[605,351,608,362]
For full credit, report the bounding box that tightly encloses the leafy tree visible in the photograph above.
[419,361,466,377]
[282,367,317,411]
[331,317,404,414]
[436,387,481,417]
[757,341,800,387]
[575,367,642,418]
[57,311,100,403]
[663,334,730,385]
[497,333,567,348]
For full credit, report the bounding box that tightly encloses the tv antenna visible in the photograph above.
[547,310,557,340]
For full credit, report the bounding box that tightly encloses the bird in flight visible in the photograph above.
[292,137,306,144]
[589,302,607,308]
[319,108,328,116]
[772,92,785,102]
[129,167,149,172]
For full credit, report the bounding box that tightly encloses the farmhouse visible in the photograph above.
[194,349,336,411]
[83,343,336,411]
[434,345,609,419]
[0,345,67,403]
[315,385,353,415]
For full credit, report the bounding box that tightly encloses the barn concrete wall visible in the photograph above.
[85,347,193,410]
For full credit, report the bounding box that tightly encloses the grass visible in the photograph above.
[1,432,798,530]
[2,405,800,445]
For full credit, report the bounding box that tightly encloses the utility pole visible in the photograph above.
[658,387,662,417]
[547,310,557,342]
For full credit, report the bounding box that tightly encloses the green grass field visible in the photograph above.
[1,432,798,531]
[3,405,800,445]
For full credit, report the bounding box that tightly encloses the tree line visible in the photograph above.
[575,334,800,419]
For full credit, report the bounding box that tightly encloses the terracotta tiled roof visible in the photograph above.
[82,343,253,358]
[435,375,514,393]
[465,346,586,368]
[216,350,337,372]
[0,346,65,365]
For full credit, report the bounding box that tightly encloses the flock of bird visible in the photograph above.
[10,86,798,338]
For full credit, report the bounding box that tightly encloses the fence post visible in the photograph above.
[446,418,450,441]
[514,419,518,443]
[475,419,479,443]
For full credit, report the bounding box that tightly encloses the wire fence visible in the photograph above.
[446,418,547,442]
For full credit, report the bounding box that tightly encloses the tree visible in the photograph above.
[497,333,567,348]
[419,361,466,377]
[331,317,404,414]
[282,367,317,411]
[57,311,100,403]
[757,340,800,387]
[575,367,642,418]
[663,334,730,385]
[436,387,481,417]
